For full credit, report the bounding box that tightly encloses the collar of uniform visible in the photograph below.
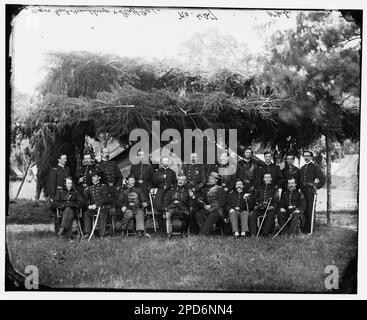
[57,164,65,169]
[305,160,314,165]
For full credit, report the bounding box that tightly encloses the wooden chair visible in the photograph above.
[55,207,83,237]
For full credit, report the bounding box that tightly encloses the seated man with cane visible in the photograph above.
[163,174,193,239]
[117,175,148,238]
[53,176,84,242]
[82,168,111,240]
[276,177,306,236]
[226,179,253,238]
[248,173,279,237]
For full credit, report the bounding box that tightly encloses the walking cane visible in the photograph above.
[272,213,293,239]
[310,192,318,234]
[257,198,272,237]
[149,192,157,232]
[88,207,101,242]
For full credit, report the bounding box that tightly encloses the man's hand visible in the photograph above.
[142,202,148,208]
[88,204,97,210]
[224,187,228,192]
[244,193,251,199]
[235,206,240,211]
[121,206,127,213]
[204,205,211,210]
[138,180,143,184]
[280,208,286,213]
[229,209,236,214]
[78,177,84,183]
[294,209,300,214]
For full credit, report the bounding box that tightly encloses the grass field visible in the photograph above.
[6,224,357,292]
[6,199,358,292]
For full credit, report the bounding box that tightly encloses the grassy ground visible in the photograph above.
[7,199,52,225]
[6,224,357,292]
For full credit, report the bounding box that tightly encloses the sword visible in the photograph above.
[256,198,272,237]
[272,212,293,239]
[149,191,157,232]
[310,192,318,234]
[88,207,101,242]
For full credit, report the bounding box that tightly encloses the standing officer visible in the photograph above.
[96,147,123,198]
[281,154,300,190]
[75,152,94,199]
[83,168,112,240]
[226,179,252,238]
[248,173,279,236]
[46,153,72,233]
[117,176,148,238]
[152,155,177,232]
[46,153,71,200]
[277,177,306,235]
[258,151,284,190]
[300,150,325,233]
[181,152,206,235]
[128,150,154,198]
[237,147,259,191]
[194,172,227,236]
[163,174,192,238]
[211,151,238,193]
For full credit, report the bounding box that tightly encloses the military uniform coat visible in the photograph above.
[46,165,71,199]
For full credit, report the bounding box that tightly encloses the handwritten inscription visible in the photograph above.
[28,6,219,21]
[266,10,291,18]
[178,9,218,21]
[29,6,160,17]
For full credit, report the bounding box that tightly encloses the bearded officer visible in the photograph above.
[117,175,148,238]
[181,152,206,234]
[163,174,192,239]
[194,172,227,236]
[96,147,123,198]
[281,153,300,190]
[226,179,253,238]
[152,155,177,232]
[277,177,306,235]
[83,168,112,240]
[300,150,325,233]
[248,173,279,236]
[237,147,259,191]
[128,149,154,198]
[75,152,94,199]
[211,151,238,193]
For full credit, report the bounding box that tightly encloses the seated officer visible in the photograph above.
[226,179,252,238]
[248,173,279,236]
[277,177,306,235]
[194,172,227,236]
[117,176,148,238]
[53,176,84,242]
[83,168,112,240]
[163,174,192,239]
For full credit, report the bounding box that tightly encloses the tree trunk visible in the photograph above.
[325,133,332,225]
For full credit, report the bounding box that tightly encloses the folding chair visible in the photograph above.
[55,207,83,238]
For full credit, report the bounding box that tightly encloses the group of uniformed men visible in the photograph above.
[47,146,325,242]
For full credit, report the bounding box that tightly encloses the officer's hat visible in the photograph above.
[208,171,219,179]
[90,168,103,177]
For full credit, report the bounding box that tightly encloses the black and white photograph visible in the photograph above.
[3,1,364,298]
